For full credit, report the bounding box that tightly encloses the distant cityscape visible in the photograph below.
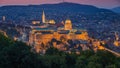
[0,7,120,55]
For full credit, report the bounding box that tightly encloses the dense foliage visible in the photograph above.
[0,33,120,68]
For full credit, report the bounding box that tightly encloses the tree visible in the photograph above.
[0,33,38,68]
[65,54,77,68]
[37,55,66,68]
[86,62,102,68]
[0,33,14,50]
[75,56,87,68]
[0,41,38,68]
[105,64,117,68]
[95,50,116,67]
[46,47,63,55]
[80,50,95,57]
[88,55,102,64]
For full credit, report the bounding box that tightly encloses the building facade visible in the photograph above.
[29,11,90,52]
[29,19,89,46]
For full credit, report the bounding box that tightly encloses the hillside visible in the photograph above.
[0,2,118,21]
[0,32,120,68]
[112,7,120,13]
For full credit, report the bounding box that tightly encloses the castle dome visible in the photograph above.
[64,19,72,30]
[65,19,72,24]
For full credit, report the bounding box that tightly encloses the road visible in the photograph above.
[104,47,120,57]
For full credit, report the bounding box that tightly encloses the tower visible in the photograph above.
[2,16,5,21]
[115,32,119,41]
[42,10,46,23]
[114,32,120,46]
[64,19,72,30]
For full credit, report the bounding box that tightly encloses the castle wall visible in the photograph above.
[29,31,89,46]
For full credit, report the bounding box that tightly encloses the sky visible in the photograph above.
[0,0,120,8]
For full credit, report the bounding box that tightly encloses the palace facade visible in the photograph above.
[29,11,90,52]
[29,19,89,45]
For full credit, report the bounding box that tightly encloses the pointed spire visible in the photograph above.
[42,10,44,17]
[42,10,46,23]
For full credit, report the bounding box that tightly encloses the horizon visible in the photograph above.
[0,0,120,9]
[0,2,119,9]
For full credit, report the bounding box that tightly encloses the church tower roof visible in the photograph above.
[42,10,46,23]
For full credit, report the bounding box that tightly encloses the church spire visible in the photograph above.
[42,10,46,23]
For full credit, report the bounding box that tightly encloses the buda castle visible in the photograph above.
[29,11,89,52]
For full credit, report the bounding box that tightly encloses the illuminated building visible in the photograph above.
[29,18,90,52]
[64,19,72,30]
[114,32,120,46]
[92,39,105,51]
[0,30,8,37]
[49,20,56,24]
[32,21,40,25]
[41,10,56,24]
[29,11,90,52]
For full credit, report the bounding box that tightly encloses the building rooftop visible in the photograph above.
[33,28,56,31]
[58,30,70,34]
[75,31,82,34]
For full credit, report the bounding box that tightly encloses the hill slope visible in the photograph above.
[112,7,120,13]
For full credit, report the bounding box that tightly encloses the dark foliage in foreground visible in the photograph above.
[0,33,120,68]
